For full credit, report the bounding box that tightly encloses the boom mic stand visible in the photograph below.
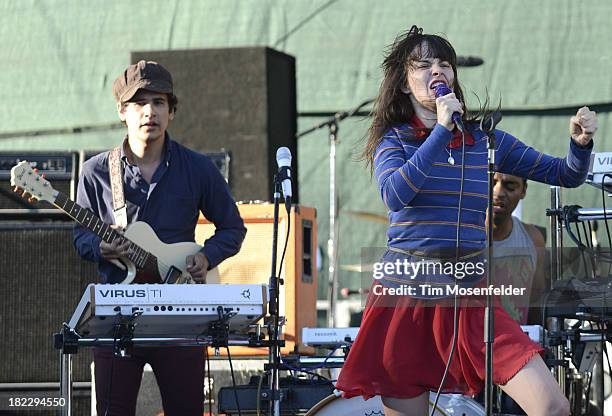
[296,98,373,327]
[480,111,502,416]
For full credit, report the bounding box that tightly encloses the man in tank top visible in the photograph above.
[492,173,547,325]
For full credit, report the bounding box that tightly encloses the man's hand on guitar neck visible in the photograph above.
[186,252,209,283]
[99,237,131,273]
[99,225,130,262]
[100,238,131,274]
[100,239,131,261]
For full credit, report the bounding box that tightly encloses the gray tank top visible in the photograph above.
[492,216,537,324]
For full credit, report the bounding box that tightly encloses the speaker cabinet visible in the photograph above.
[131,47,298,203]
[195,204,317,355]
[0,222,97,383]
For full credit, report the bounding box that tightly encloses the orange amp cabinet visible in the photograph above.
[195,203,317,355]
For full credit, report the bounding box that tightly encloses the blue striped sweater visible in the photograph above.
[374,122,592,290]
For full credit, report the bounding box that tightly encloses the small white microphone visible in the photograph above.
[276,147,292,208]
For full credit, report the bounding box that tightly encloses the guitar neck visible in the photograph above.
[53,192,151,267]
[54,192,115,240]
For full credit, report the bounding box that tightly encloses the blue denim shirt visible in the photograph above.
[73,134,246,283]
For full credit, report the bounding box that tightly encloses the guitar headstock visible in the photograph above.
[10,161,58,204]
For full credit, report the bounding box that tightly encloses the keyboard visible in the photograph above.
[68,283,267,338]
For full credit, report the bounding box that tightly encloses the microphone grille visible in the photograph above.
[276,146,292,167]
[434,84,452,98]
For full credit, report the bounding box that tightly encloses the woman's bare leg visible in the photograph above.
[381,392,429,416]
[499,354,570,416]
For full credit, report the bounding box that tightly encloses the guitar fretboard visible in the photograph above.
[54,192,152,269]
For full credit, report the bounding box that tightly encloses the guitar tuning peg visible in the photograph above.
[28,197,36,204]
[41,173,46,179]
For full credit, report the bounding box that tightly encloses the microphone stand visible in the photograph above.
[480,111,501,416]
[267,175,285,416]
[296,98,373,327]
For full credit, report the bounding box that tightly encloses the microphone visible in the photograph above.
[434,84,464,131]
[276,147,292,211]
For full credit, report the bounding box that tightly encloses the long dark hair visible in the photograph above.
[363,25,468,172]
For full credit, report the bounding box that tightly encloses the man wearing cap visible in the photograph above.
[74,60,246,415]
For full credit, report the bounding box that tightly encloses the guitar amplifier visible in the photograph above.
[196,203,317,355]
[0,151,78,210]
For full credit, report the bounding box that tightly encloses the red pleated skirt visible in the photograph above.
[336,287,543,399]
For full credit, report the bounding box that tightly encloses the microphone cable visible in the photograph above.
[430,127,466,416]
[226,346,242,416]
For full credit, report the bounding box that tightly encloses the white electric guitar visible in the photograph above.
[10,161,219,284]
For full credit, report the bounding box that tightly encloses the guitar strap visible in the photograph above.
[108,146,128,228]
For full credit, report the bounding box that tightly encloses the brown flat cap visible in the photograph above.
[112,60,173,103]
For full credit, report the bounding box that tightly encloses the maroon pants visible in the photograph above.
[93,347,204,416]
